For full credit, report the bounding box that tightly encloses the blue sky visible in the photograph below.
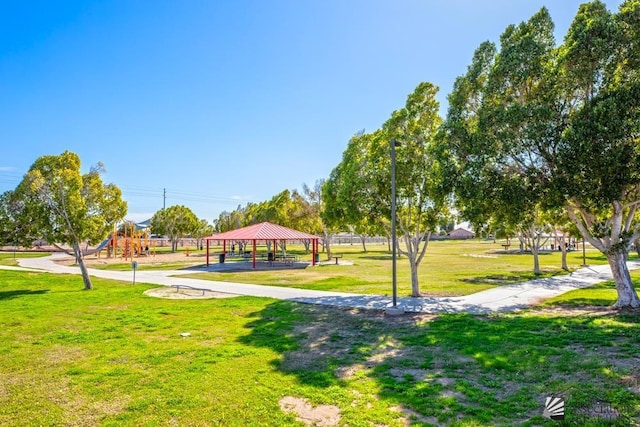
[0,0,624,223]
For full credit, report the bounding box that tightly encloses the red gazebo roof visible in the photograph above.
[204,222,319,241]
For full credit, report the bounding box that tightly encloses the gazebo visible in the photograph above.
[203,222,320,268]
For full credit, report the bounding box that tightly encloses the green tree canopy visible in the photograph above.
[440,0,640,308]
[151,205,200,252]
[0,190,39,248]
[13,151,127,289]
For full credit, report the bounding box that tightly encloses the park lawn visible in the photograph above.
[0,251,49,267]
[544,269,640,307]
[1,268,638,426]
[98,260,204,271]
[182,240,611,297]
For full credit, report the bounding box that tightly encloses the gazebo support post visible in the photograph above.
[252,239,256,269]
[206,240,210,266]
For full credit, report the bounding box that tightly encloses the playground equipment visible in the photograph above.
[96,220,154,260]
[119,221,154,261]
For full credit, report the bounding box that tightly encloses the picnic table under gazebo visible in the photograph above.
[203,222,320,269]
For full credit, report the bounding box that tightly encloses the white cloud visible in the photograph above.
[0,166,17,172]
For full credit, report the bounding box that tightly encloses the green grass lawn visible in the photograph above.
[182,240,611,297]
[0,251,49,267]
[1,267,638,426]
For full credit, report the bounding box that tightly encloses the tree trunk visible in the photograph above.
[322,233,332,259]
[359,235,367,252]
[532,244,540,275]
[408,255,420,297]
[560,237,568,270]
[399,230,430,298]
[606,252,640,308]
[565,203,640,309]
[73,241,93,290]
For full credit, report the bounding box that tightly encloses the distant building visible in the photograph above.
[447,228,475,239]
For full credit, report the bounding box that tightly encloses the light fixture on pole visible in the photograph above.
[390,138,401,309]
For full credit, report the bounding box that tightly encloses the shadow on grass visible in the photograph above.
[239,301,640,425]
[358,255,392,261]
[0,289,49,300]
[460,266,600,287]
[461,273,548,286]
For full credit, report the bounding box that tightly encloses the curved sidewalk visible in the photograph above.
[15,254,640,314]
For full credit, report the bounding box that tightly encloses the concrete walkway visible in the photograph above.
[13,254,640,314]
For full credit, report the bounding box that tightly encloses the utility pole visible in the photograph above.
[163,188,166,210]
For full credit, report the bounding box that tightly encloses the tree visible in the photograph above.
[151,205,199,252]
[350,217,386,252]
[214,208,244,233]
[0,190,38,248]
[298,180,329,253]
[322,134,378,259]
[534,0,640,307]
[440,1,640,307]
[540,207,580,271]
[325,82,448,296]
[13,151,127,290]
[193,218,214,250]
[383,83,450,296]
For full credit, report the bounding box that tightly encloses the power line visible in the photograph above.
[0,172,253,209]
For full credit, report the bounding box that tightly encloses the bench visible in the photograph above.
[275,254,298,264]
[171,284,210,296]
[332,254,343,264]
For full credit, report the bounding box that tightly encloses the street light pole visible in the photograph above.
[390,138,401,308]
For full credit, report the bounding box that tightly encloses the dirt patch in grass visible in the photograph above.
[279,396,341,426]
[46,345,90,365]
[281,306,426,374]
[143,287,238,299]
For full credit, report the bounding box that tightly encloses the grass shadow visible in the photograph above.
[461,272,551,286]
[0,289,49,300]
[358,255,392,261]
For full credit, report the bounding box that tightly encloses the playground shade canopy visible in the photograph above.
[203,222,320,268]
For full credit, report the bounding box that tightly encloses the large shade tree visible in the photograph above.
[440,1,640,308]
[13,151,127,290]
